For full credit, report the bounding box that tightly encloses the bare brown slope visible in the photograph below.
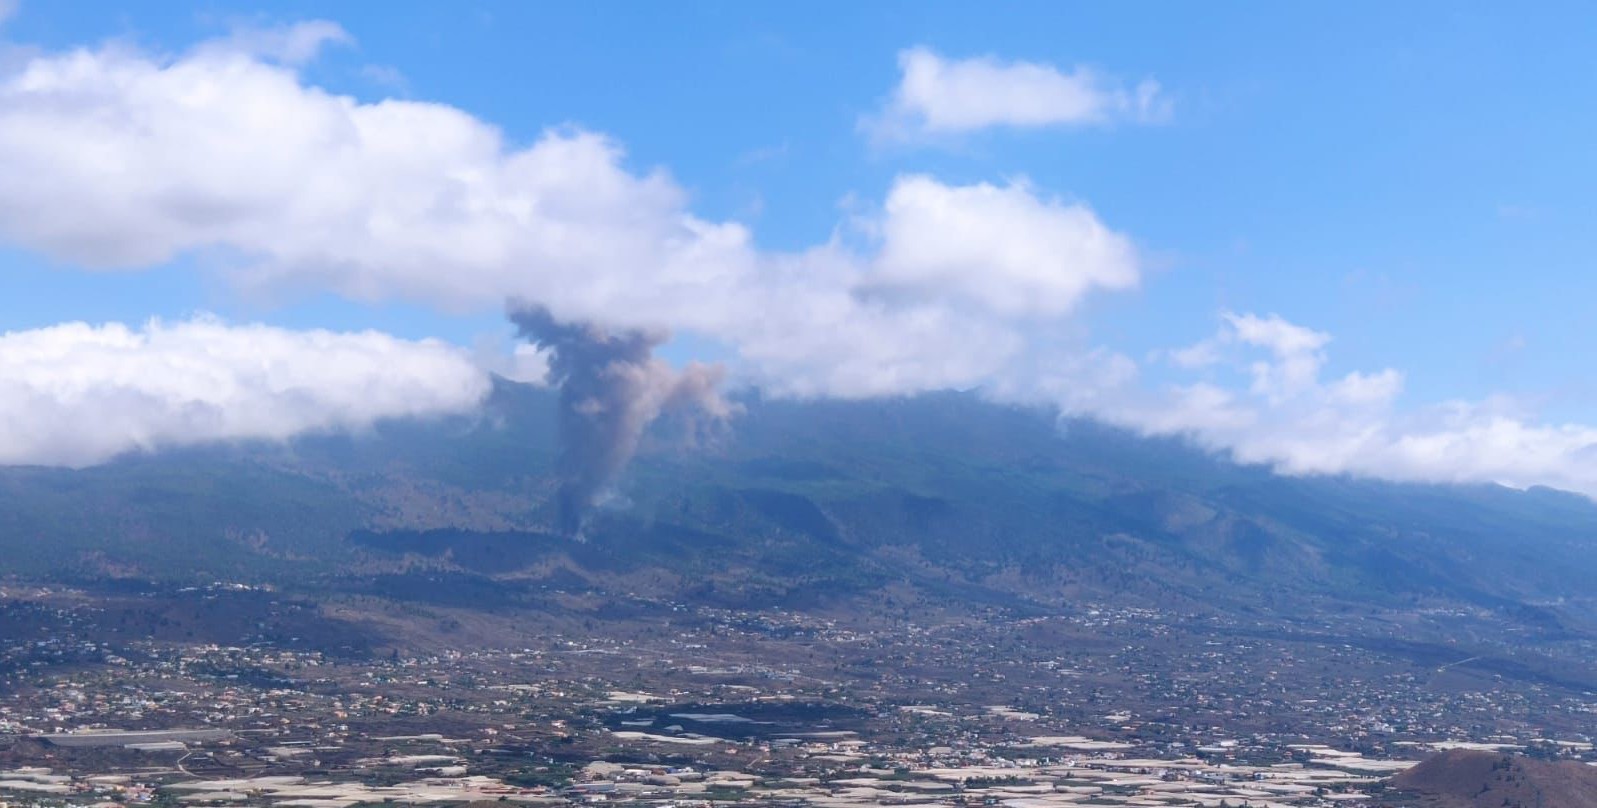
[1383,750,1597,807]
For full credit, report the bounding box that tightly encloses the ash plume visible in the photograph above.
[510,304,734,538]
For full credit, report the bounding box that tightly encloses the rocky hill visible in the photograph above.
[1383,750,1597,807]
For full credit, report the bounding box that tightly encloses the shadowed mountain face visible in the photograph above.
[1384,751,1597,807]
[1,380,1595,628]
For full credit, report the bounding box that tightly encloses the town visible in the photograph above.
[3,582,1593,808]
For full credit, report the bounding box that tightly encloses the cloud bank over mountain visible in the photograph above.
[1,22,1595,496]
[0,316,487,466]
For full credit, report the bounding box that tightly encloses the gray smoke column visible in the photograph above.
[510,303,734,537]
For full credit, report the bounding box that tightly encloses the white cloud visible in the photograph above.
[359,63,407,92]
[0,316,490,466]
[1164,313,1330,402]
[871,175,1138,316]
[211,20,351,65]
[1222,312,1330,402]
[1224,311,1330,357]
[0,0,15,26]
[7,24,1597,501]
[1328,368,1403,407]
[471,340,551,386]
[0,30,1141,402]
[865,46,1169,142]
[1165,340,1221,370]
[1081,312,1597,497]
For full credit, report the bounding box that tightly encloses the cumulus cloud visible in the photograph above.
[1077,312,1597,497]
[865,46,1169,143]
[871,175,1138,316]
[0,27,1141,401]
[0,317,489,466]
[5,22,1597,501]
[1225,312,1330,402]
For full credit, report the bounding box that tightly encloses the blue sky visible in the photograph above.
[2,1,1597,489]
[6,1,1596,407]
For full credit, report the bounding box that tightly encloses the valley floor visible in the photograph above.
[2,581,1595,808]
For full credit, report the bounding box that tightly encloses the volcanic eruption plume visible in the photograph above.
[510,304,734,537]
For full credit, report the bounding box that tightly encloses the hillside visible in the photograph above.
[1384,751,1597,807]
[0,381,1594,630]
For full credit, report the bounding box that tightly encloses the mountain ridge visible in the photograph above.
[0,381,1592,633]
